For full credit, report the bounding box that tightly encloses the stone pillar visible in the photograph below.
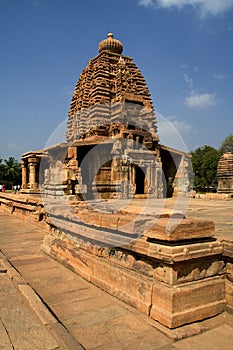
[148,161,156,197]
[156,158,163,198]
[29,158,38,190]
[173,156,190,197]
[21,160,28,189]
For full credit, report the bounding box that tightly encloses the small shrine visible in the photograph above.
[217,152,233,195]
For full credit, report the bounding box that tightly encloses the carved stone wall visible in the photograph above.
[40,202,226,329]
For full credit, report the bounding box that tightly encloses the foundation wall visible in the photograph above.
[0,193,46,225]
[40,228,226,328]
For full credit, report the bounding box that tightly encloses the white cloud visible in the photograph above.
[214,73,226,80]
[139,0,233,17]
[180,63,189,70]
[184,92,216,109]
[184,73,193,89]
[139,0,153,5]
[181,67,217,110]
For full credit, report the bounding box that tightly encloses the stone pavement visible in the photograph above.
[0,267,76,350]
[0,228,84,350]
[1,200,233,350]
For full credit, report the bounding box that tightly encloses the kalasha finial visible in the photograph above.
[98,32,123,54]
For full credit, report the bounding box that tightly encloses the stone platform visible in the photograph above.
[1,209,233,349]
[40,196,226,328]
[0,194,232,329]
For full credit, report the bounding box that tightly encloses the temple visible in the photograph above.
[217,152,233,195]
[21,33,190,199]
[9,33,229,330]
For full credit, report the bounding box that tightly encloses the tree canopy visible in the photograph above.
[219,134,233,155]
[190,145,219,192]
[0,157,21,189]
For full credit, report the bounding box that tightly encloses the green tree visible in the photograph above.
[219,134,233,155]
[0,158,3,184]
[190,145,219,192]
[1,157,21,189]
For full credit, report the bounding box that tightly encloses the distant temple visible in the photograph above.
[217,152,233,195]
[21,33,190,199]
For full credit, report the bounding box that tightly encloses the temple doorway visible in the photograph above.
[135,166,145,194]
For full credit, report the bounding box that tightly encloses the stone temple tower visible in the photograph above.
[64,32,164,199]
[66,32,159,144]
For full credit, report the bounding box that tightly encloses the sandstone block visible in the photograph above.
[91,258,153,315]
[48,237,93,282]
[226,262,233,281]
[143,217,215,241]
[226,279,233,312]
[150,276,225,328]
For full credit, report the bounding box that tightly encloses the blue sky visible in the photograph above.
[0,0,233,160]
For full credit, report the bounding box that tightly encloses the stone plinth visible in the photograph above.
[151,277,225,328]
[0,194,231,329]
[40,204,226,329]
[0,193,45,224]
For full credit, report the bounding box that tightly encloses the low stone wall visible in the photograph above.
[194,193,232,200]
[0,193,232,328]
[0,193,46,225]
[41,228,225,328]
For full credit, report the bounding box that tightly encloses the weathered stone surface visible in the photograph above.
[0,193,45,223]
[48,237,94,282]
[173,324,233,350]
[0,272,60,350]
[223,239,233,258]
[226,279,233,312]
[154,258,225,285]
[226,261,233,280]
[0,318,13,350]
[41,223,226,329]
[91,258,153,315]
[142,217,215,241]
[44,233,153,315]
[127,238,223,263]
[150,277,226,328]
